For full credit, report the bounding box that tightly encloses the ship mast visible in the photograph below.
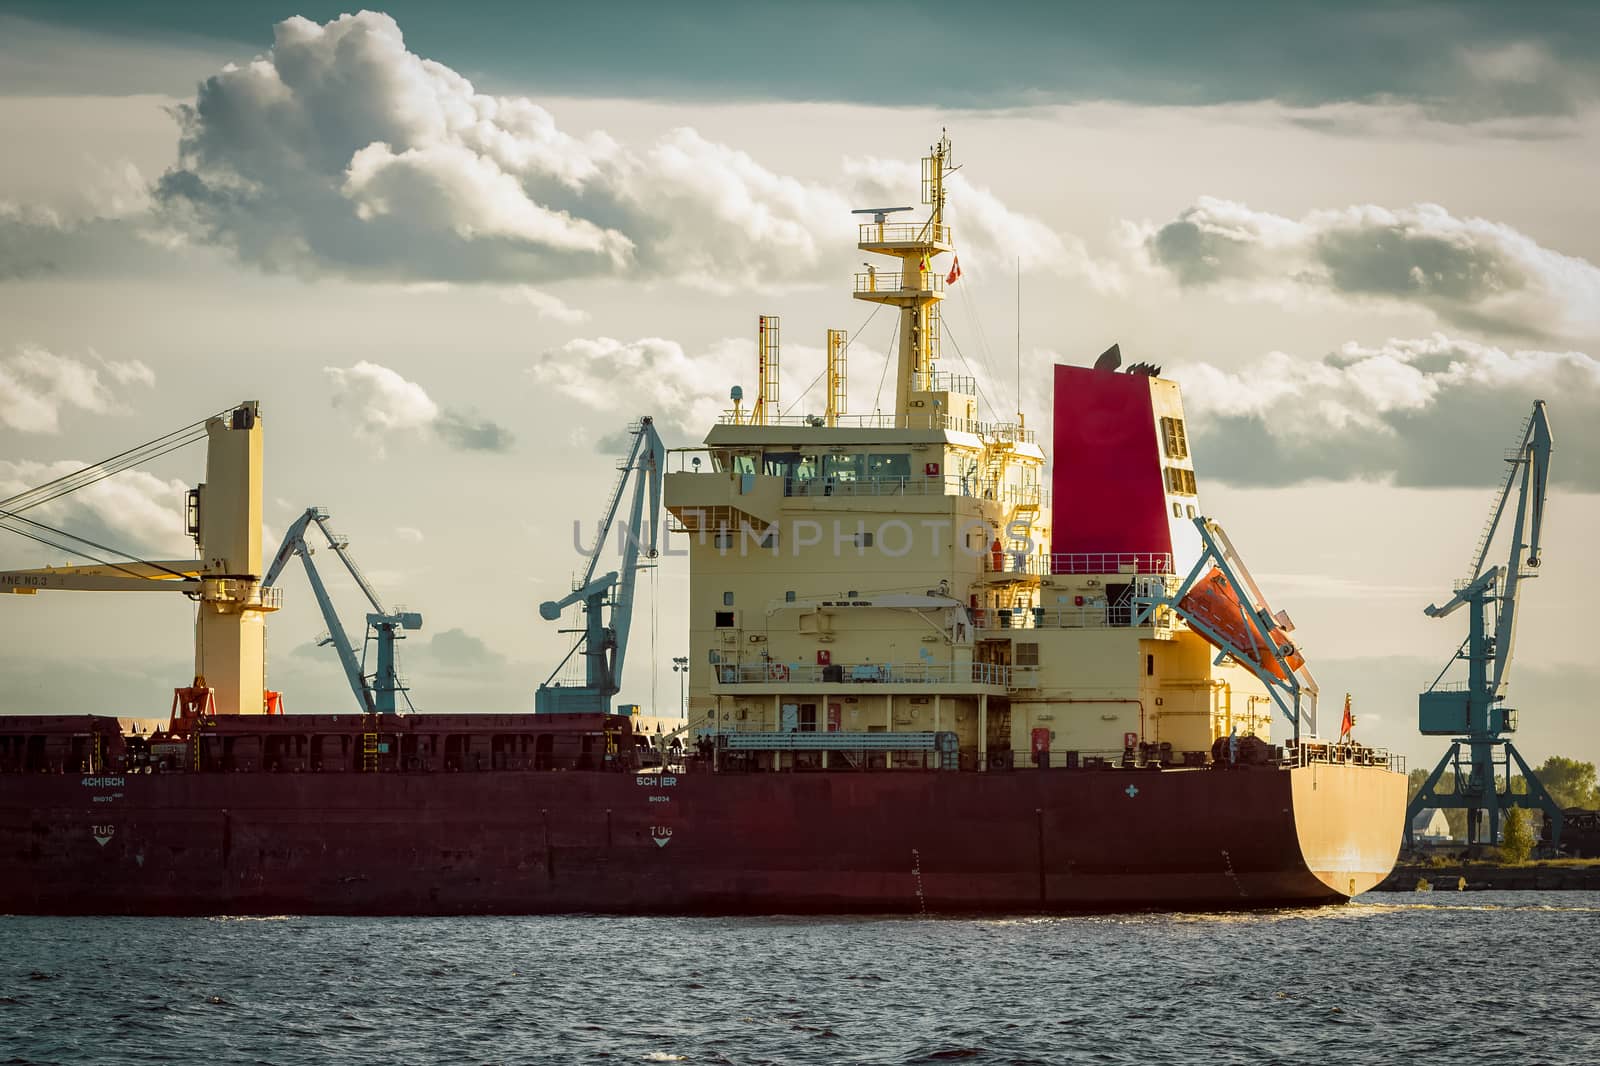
[853,132,955,423]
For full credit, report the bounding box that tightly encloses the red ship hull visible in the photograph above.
[1,762,1402,915]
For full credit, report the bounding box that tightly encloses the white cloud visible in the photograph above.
[396,526,424,543]
[0,345,155,433]
[844,157,1118,292]
[324,361,439,434]
[1144,196,1600,340]
[529,337,748,442]
[0,459,192,559]
[528,334,889,444]
[153,12,835,287]
[1173,333,1600,488]
[323,361,513,453]
[498,285,589,323]
[149,12,1070,293]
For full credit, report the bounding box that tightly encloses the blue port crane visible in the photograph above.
[1406,401,1563,849]
[536,417,663,714]
[264,507,422,715]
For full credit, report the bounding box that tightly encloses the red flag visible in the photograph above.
[946,256,962,286]
[1339,693,1354,741]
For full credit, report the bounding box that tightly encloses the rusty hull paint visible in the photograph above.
[1290,762,1407,898]
[0,765,1403,915]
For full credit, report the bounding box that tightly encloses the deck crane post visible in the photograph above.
[536,417,664,714]
[263,507,422,715]
[0,402,277,716]
[1405,401,1563,850]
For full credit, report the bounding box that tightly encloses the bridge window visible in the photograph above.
[1164,467,1197,496]
[1160,417,1189,459]
[868,453,911,479]
[824,453,863,482]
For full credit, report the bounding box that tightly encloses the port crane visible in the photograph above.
[263,507,421,715]
[1406,401,1563,850]
[536,417,663,714]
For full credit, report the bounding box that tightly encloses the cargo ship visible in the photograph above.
[0,136,1405,915]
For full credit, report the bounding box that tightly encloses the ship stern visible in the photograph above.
[1290,762,1406,898]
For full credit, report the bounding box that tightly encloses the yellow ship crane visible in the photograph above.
[0,402,279,715]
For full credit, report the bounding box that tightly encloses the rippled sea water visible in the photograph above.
[4,893,1598,1065]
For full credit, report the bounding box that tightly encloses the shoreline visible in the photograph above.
[1373,860,1600,892]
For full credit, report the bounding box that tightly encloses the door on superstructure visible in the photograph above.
[1105,582,1132,626]
[976,639,1012,669]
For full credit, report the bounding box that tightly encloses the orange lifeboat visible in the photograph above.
[1177,567,1304,682]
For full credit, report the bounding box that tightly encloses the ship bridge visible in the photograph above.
[663,132,1289,775]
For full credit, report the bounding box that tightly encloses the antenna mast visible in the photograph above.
[851,131,955,422]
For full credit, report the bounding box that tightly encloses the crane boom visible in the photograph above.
[1407,400,1562,850]
[535,417,663,714]
[265,507,422,715]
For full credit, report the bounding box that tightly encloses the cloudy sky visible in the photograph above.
[1,2,1596,769]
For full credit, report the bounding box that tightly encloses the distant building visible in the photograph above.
[1411,808,1453,842]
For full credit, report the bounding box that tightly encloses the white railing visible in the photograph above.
[854,271,943,295]
[857,222,951,246]
[1049,552,1174,575]
[715,660,1011,688]
[1282,741,1406,774]
[974,606,1173,631]
[702,410,1034,443]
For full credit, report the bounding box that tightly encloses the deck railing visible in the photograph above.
[715,660,1011,688]
[1282,741,1406,774]
[854,270,943,295]
[857,222,952,246]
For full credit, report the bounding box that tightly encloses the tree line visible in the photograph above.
[1406,755,1598,840]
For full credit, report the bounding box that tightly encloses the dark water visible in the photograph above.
[4,894,1598,1065]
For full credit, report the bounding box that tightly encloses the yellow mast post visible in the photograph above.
[825,329,848,427]
[852,132,954,422]
[0,402,279,715]
[756,315,780,426]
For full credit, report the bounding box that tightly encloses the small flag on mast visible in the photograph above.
[1339,693,1354,741]
[946,256,962,286]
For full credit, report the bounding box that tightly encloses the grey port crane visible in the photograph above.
[1406,401,1564,850]
[263,507,421,715]
[535,417,663,714]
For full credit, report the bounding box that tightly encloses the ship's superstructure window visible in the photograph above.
[824,453,863,482]
[1147,654,1155,676]
[723,592,734,606]
[1160,416,1189,459]
[713,530,736,549]
[1016,642,1040,667]
[867,453,912,480]
[785,590,796,603]
[1165,467,1197,496]
[799,703,818,731]
[732,454,758,475]
[765,451,819,490]
[1172,502,1182,518]
[715,611,735,628]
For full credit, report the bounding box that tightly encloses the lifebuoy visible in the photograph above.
[767,663,789,681]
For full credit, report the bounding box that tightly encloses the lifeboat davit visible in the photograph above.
[1177,567,1305,682]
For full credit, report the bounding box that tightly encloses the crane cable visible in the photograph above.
[0,409,233,577]
[780,301,885,418]
[0,414,217,514]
